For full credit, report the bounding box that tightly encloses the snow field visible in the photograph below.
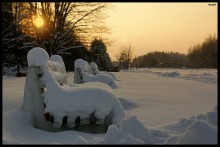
[3,69,217,144]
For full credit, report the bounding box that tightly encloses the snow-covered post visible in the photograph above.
[22,47,55,131]
[74,59,85,84]
[74,68,82,84]
[23,66,54,130]
[23,66,41,113]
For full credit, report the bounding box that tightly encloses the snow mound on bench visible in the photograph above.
[27,47,49,67]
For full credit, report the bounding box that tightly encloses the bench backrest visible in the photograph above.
[90,62,100,75]
[47,55,68,85]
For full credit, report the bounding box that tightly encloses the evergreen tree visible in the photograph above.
[90,38,112,71]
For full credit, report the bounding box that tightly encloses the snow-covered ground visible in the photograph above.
[2,68,217,144]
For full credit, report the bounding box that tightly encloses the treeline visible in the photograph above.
[131,35,217,69]
[132,51,188,68]
[188,35,217,68]
[2,2,112,76]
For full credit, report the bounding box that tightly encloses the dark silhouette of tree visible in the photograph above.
[62,42,89,71]
[188,35,217,68]
[133,51,189,68]
[116,45,133,69]
[2,2,112,75]
[2,2,37,77]
[27,2,111,56]
[90,38,112,71]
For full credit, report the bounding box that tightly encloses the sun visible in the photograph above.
[34,16,44,28]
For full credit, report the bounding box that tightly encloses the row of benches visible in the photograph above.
[22,47,125,133]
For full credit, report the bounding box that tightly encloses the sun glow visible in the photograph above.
[34,16,44,28]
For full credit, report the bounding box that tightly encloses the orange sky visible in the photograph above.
[105,2,217,61]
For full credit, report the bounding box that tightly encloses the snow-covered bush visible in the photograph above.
[2,65,27,76]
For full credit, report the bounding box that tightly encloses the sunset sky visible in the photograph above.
[105,2,217,61]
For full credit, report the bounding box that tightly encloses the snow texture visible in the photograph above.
[43,66,125,128]
[3,65,217,144]
[27,47,49,67]
[90,62,118,80]
[98,120,147,144]
[84,60,91,74]
[74,59,118,88]
[177,119,217,144]
[67,81,113,92]
[74,59,89,73]
[25,48,124,130]
[48,55,68,84]
[49,55,64,63]
[132,68,217,84]
[27,48,67,84]
[90,62,99,75]
[82,72,118,89]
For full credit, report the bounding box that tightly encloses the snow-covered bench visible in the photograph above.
[22,47,125,133]
[90,62,118,80]
[74,59,118,89]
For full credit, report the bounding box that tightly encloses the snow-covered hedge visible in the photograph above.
[2,65,27,76]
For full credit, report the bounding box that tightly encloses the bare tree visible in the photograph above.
[26,2,111,55]
[116,45,133,69]
[3,2,112,74]
[2,2,37,77]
